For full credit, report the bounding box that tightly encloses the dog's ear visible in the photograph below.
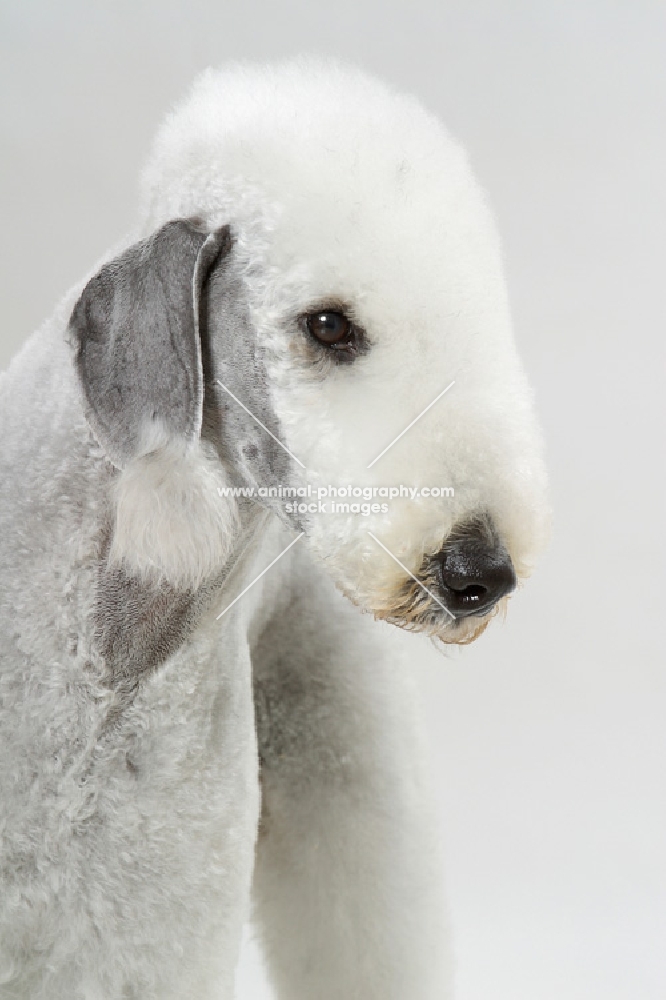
[70,219,231,469]
[70,220,240,590]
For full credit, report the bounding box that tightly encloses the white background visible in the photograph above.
[1,2,664,997]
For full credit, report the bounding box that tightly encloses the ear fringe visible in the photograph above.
[109,423,239,591]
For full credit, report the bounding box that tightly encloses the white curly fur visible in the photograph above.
[110,420,240,590]
[0,58,549,999]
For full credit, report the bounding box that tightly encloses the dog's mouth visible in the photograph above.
[349,516,517,644]
[338,520,517,644]
[367,568,509,646]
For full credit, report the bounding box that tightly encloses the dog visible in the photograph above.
[0,58,549,999]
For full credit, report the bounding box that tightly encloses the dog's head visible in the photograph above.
[70,59,549,643]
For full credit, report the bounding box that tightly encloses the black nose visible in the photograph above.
[436,519,516,618]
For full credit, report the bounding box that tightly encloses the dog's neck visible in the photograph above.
[95,500,281,687]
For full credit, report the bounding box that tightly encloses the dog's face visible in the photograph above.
[71,60,549,644]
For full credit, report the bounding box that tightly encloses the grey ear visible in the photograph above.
[70,219,231,469]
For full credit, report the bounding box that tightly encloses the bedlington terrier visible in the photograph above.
[0,59,549,999]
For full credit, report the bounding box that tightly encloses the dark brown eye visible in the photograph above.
[306,311,353,347]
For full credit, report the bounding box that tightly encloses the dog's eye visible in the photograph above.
[306,311,353,347]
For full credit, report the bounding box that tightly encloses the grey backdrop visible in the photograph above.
[1,2,664,998]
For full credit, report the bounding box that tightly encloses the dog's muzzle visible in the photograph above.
[435,518,516,619]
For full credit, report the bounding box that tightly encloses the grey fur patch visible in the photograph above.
[93,507,266,691]
[70,220,231,469]
[95,563,199,685]
[198,241,300,527]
